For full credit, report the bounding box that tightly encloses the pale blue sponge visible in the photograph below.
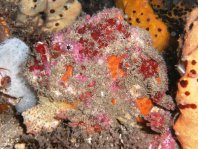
[0,38,37,113]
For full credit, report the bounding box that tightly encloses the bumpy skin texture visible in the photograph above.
[174,8,198,149]
[115,0,170,52]
[24,8,174,140]
[16,0,81,32]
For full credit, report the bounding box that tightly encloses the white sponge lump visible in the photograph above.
[0,38,37,113]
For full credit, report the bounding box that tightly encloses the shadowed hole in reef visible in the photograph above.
[162,38,180,105]
[78,0,115,15]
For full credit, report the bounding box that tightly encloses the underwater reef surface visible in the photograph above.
[150,0,198,38]
[2,0,197,148]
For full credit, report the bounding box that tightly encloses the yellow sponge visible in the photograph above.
[116,0,170,52]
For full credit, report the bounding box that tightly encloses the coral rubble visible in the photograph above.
[0,110,23,148]
[18,123,154,148]
[174,8,198,149]
[0,95,23,148]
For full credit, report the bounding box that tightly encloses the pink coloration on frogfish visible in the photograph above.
[160,129,176,149]
[75,73,88,82]
[95,113,111,128]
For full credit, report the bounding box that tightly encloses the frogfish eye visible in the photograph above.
[65,44,73,51]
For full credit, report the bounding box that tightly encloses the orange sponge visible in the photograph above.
[115,0,170,52]
[149,0,164,9]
